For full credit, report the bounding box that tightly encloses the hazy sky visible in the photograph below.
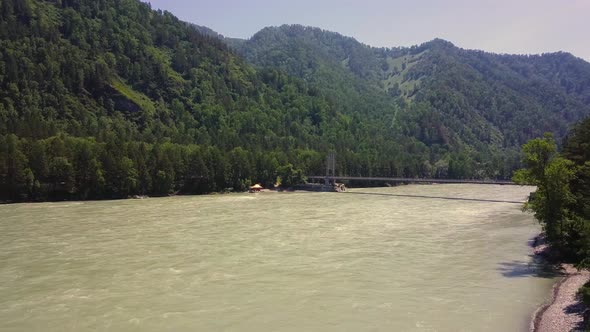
[145,0,590,61]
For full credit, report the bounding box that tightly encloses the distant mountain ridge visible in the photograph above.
[227,24,590,147]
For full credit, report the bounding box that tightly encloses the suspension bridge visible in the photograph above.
[306,153,515,188]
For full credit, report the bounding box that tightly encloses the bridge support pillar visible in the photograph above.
[326,152,336,186]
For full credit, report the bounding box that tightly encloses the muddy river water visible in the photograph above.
[0,184,555,331]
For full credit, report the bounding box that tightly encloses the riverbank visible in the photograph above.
[531,235,590,332]
[0,184,345,205]
[0,188,280,205]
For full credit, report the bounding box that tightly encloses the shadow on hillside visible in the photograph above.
[343,191,525,204]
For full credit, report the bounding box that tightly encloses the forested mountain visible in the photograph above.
[0,0,332,201]
[1,1,589,202]
[0,0,446,201]
[232,25,590,148]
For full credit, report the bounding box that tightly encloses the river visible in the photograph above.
[0,184,556,331]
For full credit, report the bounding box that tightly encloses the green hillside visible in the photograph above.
[233,25,590,151]
[1,3,589,202]
[0,0,452,202]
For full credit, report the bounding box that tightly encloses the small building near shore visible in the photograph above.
[249,184,263,193]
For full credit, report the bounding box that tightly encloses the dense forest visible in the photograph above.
[513,118,590,321]
[232,25,590,147]
[1,1,590,202]
[515,118,590,264]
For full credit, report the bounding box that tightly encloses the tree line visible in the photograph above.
[514,117,590,328]
[0,133,312,202]
[514,117,590,264]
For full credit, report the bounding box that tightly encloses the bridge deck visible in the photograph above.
[306,176,515,185]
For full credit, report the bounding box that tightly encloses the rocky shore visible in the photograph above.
[531,234,590,332]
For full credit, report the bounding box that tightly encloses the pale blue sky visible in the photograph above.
[145,0,590,61]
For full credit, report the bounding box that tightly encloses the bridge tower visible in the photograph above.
[325,152,336,185]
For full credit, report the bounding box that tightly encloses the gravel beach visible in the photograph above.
[531,235,590,332]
